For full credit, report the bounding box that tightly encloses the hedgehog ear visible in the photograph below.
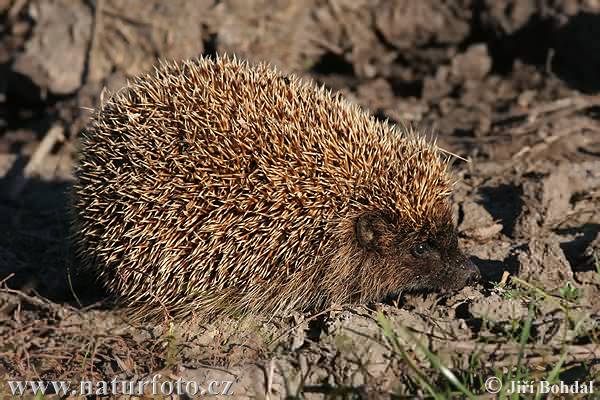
[355,211,386,250]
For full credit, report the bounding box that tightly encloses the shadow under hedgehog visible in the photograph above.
[71,55,481,321]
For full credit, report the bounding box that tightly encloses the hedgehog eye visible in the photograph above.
[411,243,430,257]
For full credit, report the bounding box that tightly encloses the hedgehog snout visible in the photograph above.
[456,255,481,286]
[463,257,481,285]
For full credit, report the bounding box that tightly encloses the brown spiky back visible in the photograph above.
[72,55,453,320]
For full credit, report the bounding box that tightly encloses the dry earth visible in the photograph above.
[1,0,600,398]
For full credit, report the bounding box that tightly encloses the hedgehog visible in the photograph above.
[72,55,481,321]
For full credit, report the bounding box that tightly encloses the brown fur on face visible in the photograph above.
[319,203,480,308]
[324,204,480,305]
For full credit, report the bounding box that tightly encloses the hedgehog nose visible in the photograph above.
[464,258,481,285]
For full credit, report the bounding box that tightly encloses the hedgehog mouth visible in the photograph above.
[381,275,476,304]
[382,291,402,304]
[381,282,434,303]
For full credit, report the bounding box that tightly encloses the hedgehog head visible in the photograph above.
[325,133,480,304]
[352,205,480,299]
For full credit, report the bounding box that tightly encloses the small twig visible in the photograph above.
[493,95,600,127]
[10,125,65,199]
[0,272,15,286]
[1,287,58,310]
[66,265,84,309]
[82,0,104,84]
[439,146,468,162]
[88,337,103,377]
[545,48,555,76]
[308,34,344,54]
[511,121,594,160]
[266,358,274,400]
[23,125,65,176]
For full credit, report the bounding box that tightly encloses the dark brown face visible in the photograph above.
[355,211,481,298]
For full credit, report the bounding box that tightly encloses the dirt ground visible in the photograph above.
[1,0,600,398]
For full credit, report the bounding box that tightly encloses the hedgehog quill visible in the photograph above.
[72,55,481,321]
